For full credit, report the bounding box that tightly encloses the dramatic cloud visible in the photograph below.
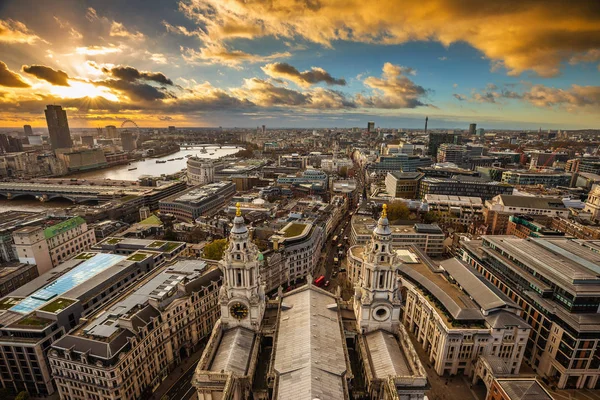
[0,19,46,44]
[181,42,291,68]
[22,65,70,86]
[180,0,600,77]
[53,17,83,40]
[357,63,427,108]
[109,22,145,40]
[262,63,346,87]
[232,78,355,109]
[148,53,168,64]
[523,85,600,110]
[454,82,600,111]
[76,46,123,56]
[102,66,174,85]
[0,61,30,88]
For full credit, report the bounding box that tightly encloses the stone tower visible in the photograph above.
[354,204,402,333]
[218,203,266,331]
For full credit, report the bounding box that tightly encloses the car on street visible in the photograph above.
[324,281,330,287]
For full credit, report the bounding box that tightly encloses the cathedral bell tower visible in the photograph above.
[218,203,266,331]
[354,204,402,333]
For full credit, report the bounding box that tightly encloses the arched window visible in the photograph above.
[236,243,240,250]
[381,245,386,252]
[375,244,379,250]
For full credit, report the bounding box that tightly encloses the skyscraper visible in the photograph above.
[105,125,117,138]
[23,125,33,136]
[469,123,477,135]
[44,105,73,150]
[367,121,375,133]
[121,130,135,152]
[424,116,428,133]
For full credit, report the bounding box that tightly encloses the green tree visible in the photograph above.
[203,239,228,260]
[386,202,410,222]
[15,392,30,400]
[423,211,439,224]
[164,229,178,241]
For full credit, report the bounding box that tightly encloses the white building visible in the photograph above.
[187,157,215,185]
[400,255,530,377]
[424,194,484,227]
[321,157,353,173]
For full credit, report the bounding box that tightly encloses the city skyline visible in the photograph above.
[0,0,599,129]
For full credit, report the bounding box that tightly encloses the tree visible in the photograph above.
[164,229,178,241]
[203,239,228,260]
[386,202,410,222]
[15,392,30,400]
[423,211,439,224]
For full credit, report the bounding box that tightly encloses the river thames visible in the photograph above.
[0,145,241,213]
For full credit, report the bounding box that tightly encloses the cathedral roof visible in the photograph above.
[373,204,391,236]
[230,202,248,234]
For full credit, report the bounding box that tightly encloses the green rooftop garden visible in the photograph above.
[139,215,162,225]
[127,252,151,262]
[283,223,307,238]
[40,298,76,313]
[163,242,182,252]
[104,238,124,245]
[147,241,166,248]
[119,195,139,202]
[14,315,53,328]
[75,252,95,260]
[0,297,21,310]
[43,217,85,239]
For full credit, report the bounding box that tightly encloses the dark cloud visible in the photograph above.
[453,93,467,101]
[262,62,346,87]
[0,61,30,88]
[22,65,70,86]
[102,66,174,85]
[94,79,174,102]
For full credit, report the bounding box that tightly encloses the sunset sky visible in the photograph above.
[0,0,599,129]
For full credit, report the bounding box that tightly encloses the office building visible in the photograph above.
[23,125,33,136]
[418,176,514,200]
[429,131,461,158]
[276,169,328,191]
[159,181,236,222]
[0,263,38,298]
[349,215,445,257]
[424,194,484,227]
[462,237,600,389]
[505,215,565,239]
[120,130,135,152]
[12,217,96,275]
[187,157,215,185]
[367,121,375,133]
[367,154,433,179]
[0,251,167,396]
[49,260,222,400]
[483,195,570,235]
[550,217,600,240]
[105,125,118,139]
[385,171,424,199]
[264,221,324,290]
[44,105,73,150]
[400,254,530,377]
[193,207,428,400]
[437,143,467,165]
[55,148,107,172]
[469,123,477,135]
[500,171,572,188]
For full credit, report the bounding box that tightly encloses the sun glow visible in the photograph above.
[49,81,119,102]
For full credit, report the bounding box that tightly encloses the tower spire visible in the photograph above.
[381,203,387,219]
[236,202,242,217]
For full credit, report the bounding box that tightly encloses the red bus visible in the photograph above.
[314,275,325,287]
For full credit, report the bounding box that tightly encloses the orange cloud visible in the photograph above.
[0,19,46,44]
[262,63,346,87]
[181,0,600,77]
[181,42,291,68]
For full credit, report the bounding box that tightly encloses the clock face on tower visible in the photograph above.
[229,302,249,320]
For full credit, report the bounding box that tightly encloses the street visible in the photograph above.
[163,362,197,400]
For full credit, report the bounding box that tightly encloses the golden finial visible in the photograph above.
[382,203,387,219]
[235,202,242,217]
